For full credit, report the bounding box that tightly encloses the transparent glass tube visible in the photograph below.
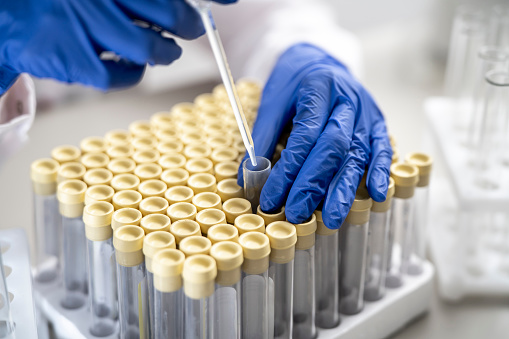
[407,187,429,276]
[32,193,60,282]
[61,216,87,309]
[117,263,149,339]
[87,238,118,337]
[314,233,340,327]
[364,211,391,301]
[184,295,213,339]
[212,281,241,338]
[243,156,271,213]
[488,5,509,47]
[154,288,184,338]
[147,271,154,338]
[0,252,14,338]
[339,221,368,315]
[241,270,269,339]
[269,261,294,338]
[293,247,316,339]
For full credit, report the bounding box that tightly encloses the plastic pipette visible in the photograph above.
[187,0,257,166]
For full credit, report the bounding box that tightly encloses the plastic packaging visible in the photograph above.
[243,156,271,213]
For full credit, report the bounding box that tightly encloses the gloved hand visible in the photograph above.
[0,0,236,95]
[238,43,392,229]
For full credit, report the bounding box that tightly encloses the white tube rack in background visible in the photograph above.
[0,228,38,339]
[425,97,509,301]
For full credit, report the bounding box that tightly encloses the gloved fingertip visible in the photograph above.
[367,168,389,203]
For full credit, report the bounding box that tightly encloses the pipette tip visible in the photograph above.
[247,147,257,167]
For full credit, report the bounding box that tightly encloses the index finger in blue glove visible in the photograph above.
[95,59,146,90]
[365,116,392,202]
[0,67,20,97]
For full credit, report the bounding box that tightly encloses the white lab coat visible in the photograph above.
[0,0,361,163]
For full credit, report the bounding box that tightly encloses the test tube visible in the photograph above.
[207,224,239,244]
[222,198,252,224]
[170,220,202,246]
[404,153,433,275]
[386,163,419,288]
[135,163,163,182]
[165,186,195,205]
[111,208,142,232]
[217,179,244,202]
[83,168,113,187]
[257,205,286,225]
[196,209,227,235]
[57,179,88,309]
[152,249,185,339]
[182,254,217,339]
[192,192,222,211]
[179,236,212,257]
[185,158,214,176]
[0,252,15,337]
[243,156,271,213]
[51,145,81,164]
[210,241,244,339]
[111,174,141,192]
[31,158,61,282]
[314,210,340,328]
[293,214,318,338]
[364,178,395,302]
[214,161,238,182]
[85,185,115,206]
[81,136,107,154]
[105,129,132,147]
[339,189,372,315]
[143,231,176,338]
[161,168,190,187]
[57,161,86,184]
[113,225,149,339]
[239,232,271,339]
[83,201,118,336]
[234,214,266,235]
[108,157,136,175]
[266,221,297,339]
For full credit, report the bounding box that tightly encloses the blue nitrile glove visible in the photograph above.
[238,43,392,229]
[0,0,236,95]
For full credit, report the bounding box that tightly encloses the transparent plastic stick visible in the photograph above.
[186,0,257,166]
[243,156,271,213]
[0,252,15,338]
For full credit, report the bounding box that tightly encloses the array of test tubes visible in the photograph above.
[29,79,432,338]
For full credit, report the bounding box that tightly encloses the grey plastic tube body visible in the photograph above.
[117,263,149,339]
[0,252,14,338]
[61,216,87,309]
[146,271,155,339]
[212,281,241,338]
[33,193,60,282]
[243,156,271,213]
[155,288,184,339]
[407,186,429,275]
[269,260,294,338]
[87,238,118,336]
[184,295,214,339]
[293,247,316,339]
[364,211,391,301]
[314,233,340,328]
[242,270,270,339]
[339,221,368,315]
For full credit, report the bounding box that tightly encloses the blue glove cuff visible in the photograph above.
[0,66,20,97]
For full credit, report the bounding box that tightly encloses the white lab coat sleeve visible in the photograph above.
[0,74,36,168]
[211,0,363,84]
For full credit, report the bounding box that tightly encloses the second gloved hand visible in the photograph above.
[238,43,392,229]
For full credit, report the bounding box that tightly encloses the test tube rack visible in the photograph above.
[425,97,509,301]
[0,228,38,339]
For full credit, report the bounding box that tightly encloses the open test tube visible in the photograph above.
[364,178,395,302]
[266,221,297,339]
[339,189,372,315]
[209,241,244,339]
[314,210,340,328]
[113,225,149,339]
[239,232,271,339]
[31,158,61,282]
[0,252,14,338]
[153,249,185,339]
[386,163,419,288]
[243,156,271,213]
[83,201,118,336]
[405,153,433,275]
[182,254,217,339]
[57,179,88,309]
[143,231,176,338]
[293,214,318,339]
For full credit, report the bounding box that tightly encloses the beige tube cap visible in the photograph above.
[345,189,373,225]
[266,221,297,263]
[81,153,110,169]
[180,236,212,257]
[112,208,142,231]
[143,231,176,272]
[129,121,153,137]
[239,232,270,275]
[196,209,227,235]
[83,201,114,241]
[57,179,87,217]
[217,179,243,202]
[107,157,136,175]
[158,153,187,170]
[188,173,217,194]
[132,136,157,151]
[185,158,214,175]
[405,152,433,187]
[132,149,160,165]
[138,179,167,198]
[167,202,197,222]
[106,144,135,159]
[51,145,81,163]
[157,140,184,155]
[180,132,205,145]
[57,162,86,184]
[210,241,243,285]
[183,254,217,299]
[111,173,140,191]
[207,135,232,149]
[315,210,337,236]
[222,198,251,224]
[257,206,286,225]
[214,161,239,182]
[161,168,189,187]
[372,177,395,213]
[294,214,317,250]
[134,163,162,181]
[151,112,174,130]
[153,249,185,292]
[392,147,400,164]
[140,214,171,234]
[192,192,222,211]
[80,137,107,154]
[113,225,145,267]
[234,214,265,235]
[165,186,194,204]
[85,185,115,205]
[390,163,419,199]
[170,220,202,244]
[155,128,178,142]
[207,224,239,244]
[105,129,132,146]
[31,158,59,194]
[112,190,142,210]
[210,147,238,164]
[183,144,212,160]
[139,196,169,216]
[83,168,113,186]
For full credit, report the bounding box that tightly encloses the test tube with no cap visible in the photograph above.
[58,179,88,309]
[182,254,217,339]
[266,221,297,339]
[0,251,15,337]
[314,210,340,328]
[210,241,244,339]
[243,156,271,213]
[113,225,149,339]
[83,201,118,337]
